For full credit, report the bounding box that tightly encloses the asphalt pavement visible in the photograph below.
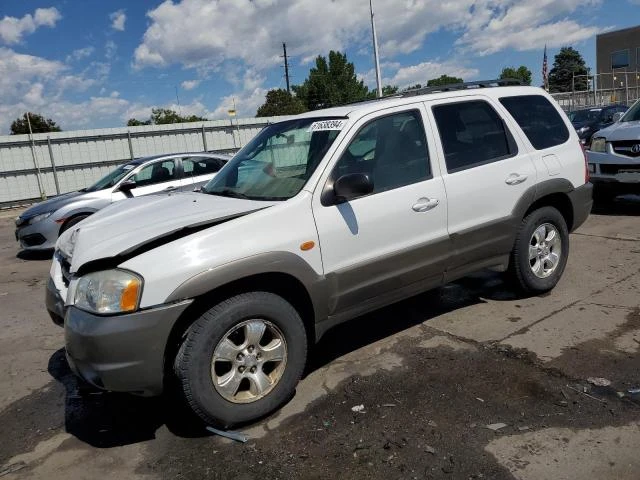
[0,197,639,479]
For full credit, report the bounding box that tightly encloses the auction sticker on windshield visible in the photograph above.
[308,119,346,132]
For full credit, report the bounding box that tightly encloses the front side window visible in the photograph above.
[203,118,341,201]
[132,160,177,186]
[331,110,430,194]
[433,100,515,173]
[500,95,570,150]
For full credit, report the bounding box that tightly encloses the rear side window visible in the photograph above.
[432,100,516,173]
[500,95,569,150]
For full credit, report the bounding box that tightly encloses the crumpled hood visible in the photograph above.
[59,192,274,272]
[596,120,640,141]
[20,191,86,219]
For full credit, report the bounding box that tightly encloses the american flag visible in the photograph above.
[542,45,549,90]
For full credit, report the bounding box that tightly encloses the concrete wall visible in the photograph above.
[0,116,284,207]
[596,25,640,91]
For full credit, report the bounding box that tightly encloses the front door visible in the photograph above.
[312,106,449,317]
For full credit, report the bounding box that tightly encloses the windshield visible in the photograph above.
[202,117,344,201]
[570,109,601,123]
[620,100,640,122]
[86,163,137,192]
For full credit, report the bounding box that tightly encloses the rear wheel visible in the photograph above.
[174,292,307,428]
[508,206,569,294]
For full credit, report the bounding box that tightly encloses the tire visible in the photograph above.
[60,214,90,234]
[508,206,569,295]
[174,292,307,428]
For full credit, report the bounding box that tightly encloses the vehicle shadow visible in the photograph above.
[47,269,520,448]
[591,194,640,216]
[16,248,54,261]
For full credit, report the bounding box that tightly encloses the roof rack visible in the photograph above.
[399,78,524,98]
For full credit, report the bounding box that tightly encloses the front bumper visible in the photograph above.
[587,150,640,190]
[15,218,58,250]
[63,300,192,396]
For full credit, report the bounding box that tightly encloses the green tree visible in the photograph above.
[127,118,151,126]
[127,108,207,126]
[548,46,589,93]
[366,85,400,99]
[10,112,61,135]
[427,75,464,87]
[293,51,370,110]
[404,84,423,91]
[499,66,532,85]
[256,89,307,117]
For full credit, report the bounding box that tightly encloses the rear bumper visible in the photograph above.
[567,183,593,232]
[62,300,192,396]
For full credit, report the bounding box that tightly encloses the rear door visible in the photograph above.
[312,105,449,317]
[426,96,537,278]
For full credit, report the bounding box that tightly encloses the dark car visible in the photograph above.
[570,105,627,147]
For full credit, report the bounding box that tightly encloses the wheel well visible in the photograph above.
[525,193,574,231]
[59,212,92,235]
[163,272,316,377]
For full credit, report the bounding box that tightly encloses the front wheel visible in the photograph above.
[174,292,307,428]
[508,206,569,294]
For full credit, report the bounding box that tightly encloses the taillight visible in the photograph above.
[580,142,589,183]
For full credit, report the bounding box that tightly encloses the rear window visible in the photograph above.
[499,95,569,150]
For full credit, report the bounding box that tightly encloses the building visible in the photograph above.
[596,25,640,100]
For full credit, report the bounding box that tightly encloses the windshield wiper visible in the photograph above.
[207,189,250,200]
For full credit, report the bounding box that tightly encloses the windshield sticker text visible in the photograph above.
[308,120,346,132]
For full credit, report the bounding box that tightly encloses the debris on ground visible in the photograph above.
[587,377,611,387]
[351,404,365,413]
[628,387,640,394]
[424,445,436,454]
[485,423,508,431]
[206,426,249,443]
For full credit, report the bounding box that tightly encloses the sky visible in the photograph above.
[1,0,639,133]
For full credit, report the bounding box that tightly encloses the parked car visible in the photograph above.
[15,152,230,250]
[570,104,627,146]
[587,99,640,202]
[46,82,592,428]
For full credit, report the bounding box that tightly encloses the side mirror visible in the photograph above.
[119,179,137,193]
[612,112,624,123]
[333,173,374,202]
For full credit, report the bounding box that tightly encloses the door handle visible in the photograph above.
[505,173,528,185]
[412,197,439,212]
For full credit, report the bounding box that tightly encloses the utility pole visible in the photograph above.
[369,0,382,98]
[282,43,291,93]
[26,112,46,200]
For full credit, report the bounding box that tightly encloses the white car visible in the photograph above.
[46,81,592,427]
[15,152,230,250]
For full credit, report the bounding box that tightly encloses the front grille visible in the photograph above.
[611,140,640,158]
[600,164,640,175]
[56,252,72,287]
[21,233,46,247]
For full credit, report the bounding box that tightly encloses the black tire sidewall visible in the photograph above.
[176,292,307,427]
[512,207,569,293]
[60,214,89,234]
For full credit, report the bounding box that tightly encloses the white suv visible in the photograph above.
[46,82,592,427]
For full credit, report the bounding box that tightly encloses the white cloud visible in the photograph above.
[210,88,269,119]
[66,46,95,63]
[0,47,66,98]
[109,9,126,31]
[370,61,480,88]
[105,40,117,60]
[181,79,200,90]
[456,0,604,55]
[133,0,603,73]
[0,7,61,44]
